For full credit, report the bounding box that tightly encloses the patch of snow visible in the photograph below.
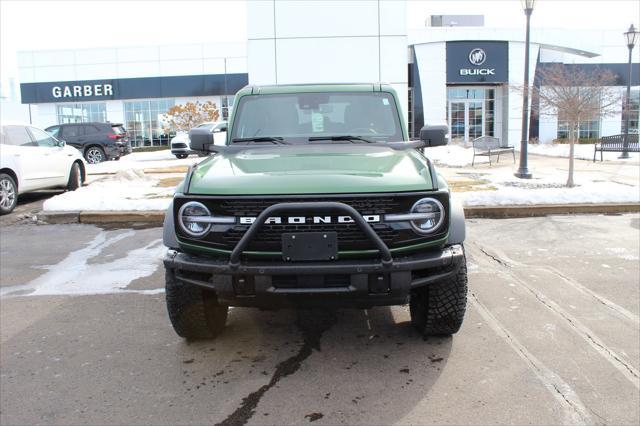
[0,231,165,297]
[528,143,640,162]
[43,169,173,211]
[86,150,202,175]
[424,145,482,167]
[456,182,640,206]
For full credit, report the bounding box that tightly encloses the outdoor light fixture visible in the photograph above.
[621,24,638,158]
[521,0,535,13]
[515,0,536,178]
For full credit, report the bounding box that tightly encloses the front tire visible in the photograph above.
[410,254,468,336]
[0,173,18,215]
[165,269,228,340]
[67,163,82,191]
[84,146,106,164]
[175,154,188,159]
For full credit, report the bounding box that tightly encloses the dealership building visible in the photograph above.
[14,1,639,147]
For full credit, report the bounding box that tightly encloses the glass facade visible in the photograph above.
[446,87,496,143]
[557,120,600,140]
[221,95,235,120]
[557,96,601,140]
[622,88,639,135]
[56,103,107,123]
[123,99,175,147]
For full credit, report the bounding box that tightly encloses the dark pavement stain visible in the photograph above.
[399,368,410,373]
[305,412,324,422]
[216,309,337,426]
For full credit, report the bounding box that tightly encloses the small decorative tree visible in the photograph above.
[163,101,220,132]
[531,65,620,187]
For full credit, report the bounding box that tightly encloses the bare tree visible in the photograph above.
[163,101,220,132]
[531,65,620,187]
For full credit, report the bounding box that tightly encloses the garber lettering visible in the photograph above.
[52,84,114,99]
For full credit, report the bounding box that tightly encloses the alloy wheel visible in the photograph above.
[86,148,104,164]
[0,177,16,210]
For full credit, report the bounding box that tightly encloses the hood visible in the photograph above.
[171,133,189,144]
[187,144,434,195]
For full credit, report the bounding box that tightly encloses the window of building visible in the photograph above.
[123,99,175,147]
[221,95,235,120]
[445,87,496,143]
[556,95,601,141]
[56,103,106,123]
[622,88,639,135]
[557,120,601,140]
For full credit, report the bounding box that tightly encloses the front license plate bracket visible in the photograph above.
[282,232,338,261]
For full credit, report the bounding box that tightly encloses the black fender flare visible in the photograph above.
[447,199,466,245]
[163,201,179,249]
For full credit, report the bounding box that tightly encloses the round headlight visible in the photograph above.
[410,198,445,235]
[178,201,211,238]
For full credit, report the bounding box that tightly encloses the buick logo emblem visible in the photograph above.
[468,48,487,66]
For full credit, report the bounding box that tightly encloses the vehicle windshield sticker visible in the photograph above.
[382,98,389,105]
[311,112,324,132]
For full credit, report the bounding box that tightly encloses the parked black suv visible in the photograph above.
[45,123,132,164]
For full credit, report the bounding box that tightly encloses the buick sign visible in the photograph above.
[468,48,487,66]
[460,47,495,76]
[446,41,508,83]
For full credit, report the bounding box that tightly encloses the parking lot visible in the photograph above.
[1,214,639,425]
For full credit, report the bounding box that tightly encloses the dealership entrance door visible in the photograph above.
[447,87,497,145]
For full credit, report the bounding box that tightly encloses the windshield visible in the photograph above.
[230,92,403,143]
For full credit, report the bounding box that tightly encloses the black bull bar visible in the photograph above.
[228,201,394,269]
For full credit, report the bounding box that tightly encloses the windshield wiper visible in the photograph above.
[231,136,286,144]
[308,135,375,143]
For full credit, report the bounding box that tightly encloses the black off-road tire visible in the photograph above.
[410,256,468,336]
[165,269,228,340]
[67,163,82,191]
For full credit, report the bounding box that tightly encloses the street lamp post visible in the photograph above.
[621,24,638,159]
[515,0,535,179]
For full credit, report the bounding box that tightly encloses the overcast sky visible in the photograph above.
[1,0,638,92]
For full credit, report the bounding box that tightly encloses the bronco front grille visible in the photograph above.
[216,197,402,217]
[174,193,449,254]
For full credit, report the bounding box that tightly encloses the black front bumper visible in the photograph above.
[164,244,464,308]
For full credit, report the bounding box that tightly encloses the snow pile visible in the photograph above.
[527,143,640,162]
[458,182,640,206]
[87,149,201,175]
[43,169,174,211]
[424,145,487,167]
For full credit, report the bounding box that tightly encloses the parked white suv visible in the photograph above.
[0,123,86,214]
[170,121,227,159]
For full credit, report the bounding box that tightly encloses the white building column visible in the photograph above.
[507,41,540,148]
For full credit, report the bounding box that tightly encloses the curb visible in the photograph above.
[464,203,640,218]
[38,203,640,226]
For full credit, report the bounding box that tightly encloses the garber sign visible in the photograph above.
[52,83,114,99]
[446,41,508,83]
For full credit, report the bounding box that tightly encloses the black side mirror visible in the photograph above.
[189,128,214,152]
[419,125,449,147]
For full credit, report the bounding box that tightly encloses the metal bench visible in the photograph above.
[593,134,639,161]
[472,136,515,167]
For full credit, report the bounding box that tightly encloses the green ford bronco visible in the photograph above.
[163,84,468,339]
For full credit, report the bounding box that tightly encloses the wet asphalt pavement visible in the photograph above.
[0,215,638,425]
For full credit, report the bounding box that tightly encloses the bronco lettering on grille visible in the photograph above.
[239,215,381,225]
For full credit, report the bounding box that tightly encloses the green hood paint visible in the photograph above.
[187,144,434,195]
